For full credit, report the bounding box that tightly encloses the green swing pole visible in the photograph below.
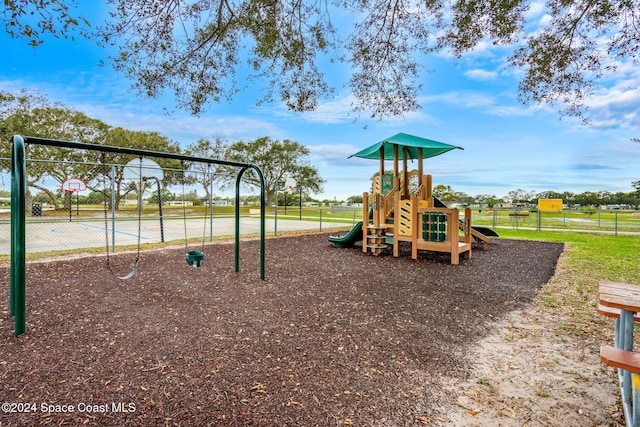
[10,135,27,336]
[234,168,244,275]
[8,134,267,336]
[20,134,266,278]
[9,146,15,317]
[234,166,266,280]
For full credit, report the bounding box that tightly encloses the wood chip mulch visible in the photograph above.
[0,232,563,426]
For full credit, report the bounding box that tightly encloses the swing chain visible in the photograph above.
[181,161,207,267]
[181,161,190,253]
[102,155,143,279]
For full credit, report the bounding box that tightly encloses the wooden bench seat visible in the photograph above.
[601,345,640,374]
[598,281,640,426]
[600,280,640,312]
[598,304,640,321]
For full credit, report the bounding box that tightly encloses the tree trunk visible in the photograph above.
[266,189,275,207]
[32,184,61,210]
[25,189,32,214]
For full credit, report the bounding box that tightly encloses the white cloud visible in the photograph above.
[525,1,546,19]
[301,95,356,124]
[582,64,640,129]
[424,88,550,118]
[538,13,553,26]
[589,84,640,111]
[0,73,283,144]
[309,143,361,165]
[271,93,437,126]
[464,69,498,81]
[74,103,284,143]
[0,78,25,93]
[269,94,363,125]
[465,40,497,58]
[425,91,496,109]
[489,104,537,117]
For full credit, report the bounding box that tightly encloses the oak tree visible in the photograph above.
[0,89,110,208]
[183,137,231,202]
[4,1,639,120]
[224,136,324,206]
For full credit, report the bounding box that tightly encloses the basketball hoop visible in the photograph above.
[61,178,87,219]
[123,158,163,191]
[61,178,87,193]
[284,177,296,191]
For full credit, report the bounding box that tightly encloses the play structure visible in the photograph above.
[432,196,499,250]
[8,135,267,336]
[330,133,498,263]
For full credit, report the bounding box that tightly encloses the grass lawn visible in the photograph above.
[496,229,640,341]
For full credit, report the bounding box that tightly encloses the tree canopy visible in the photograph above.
[1,89,325,208]
[4,1,639,120]
[225,136,324,206]
[0,89,111,208]
[184,138,232,201]
[1,90,182,208]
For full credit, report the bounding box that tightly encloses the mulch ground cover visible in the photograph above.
[0,232,563,426]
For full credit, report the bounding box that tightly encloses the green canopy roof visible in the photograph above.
[349,132,463,160]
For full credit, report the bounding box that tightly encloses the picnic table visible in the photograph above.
[599,280,640,427]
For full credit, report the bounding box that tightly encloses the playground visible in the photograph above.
[3,230,611,426]
[328,133,499,265]
[2,134,629,425]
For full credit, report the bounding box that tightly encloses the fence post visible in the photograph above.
[319,207,323,232]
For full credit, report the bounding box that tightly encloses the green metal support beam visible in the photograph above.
[10,135,26,336]
[8,134,267,336]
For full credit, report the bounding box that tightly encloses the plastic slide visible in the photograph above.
[470,226,499,237]
[432,196,499,239]
[328,221,363,248]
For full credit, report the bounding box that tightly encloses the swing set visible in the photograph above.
[8,134,267,336]
[101,157,209,278]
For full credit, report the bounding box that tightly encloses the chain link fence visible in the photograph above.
[2,153,638,258]
[0,153,353,257]
[0,155,229,255]
[468,207,640,234]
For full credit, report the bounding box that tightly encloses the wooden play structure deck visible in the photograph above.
[351,133,476,265]
[362,172,472,265]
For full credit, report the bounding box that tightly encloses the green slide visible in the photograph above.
[432,196,499,238]
[328,221,363,248]
[471,225,499,237]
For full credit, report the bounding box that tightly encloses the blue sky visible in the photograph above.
[2,2,639,202]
